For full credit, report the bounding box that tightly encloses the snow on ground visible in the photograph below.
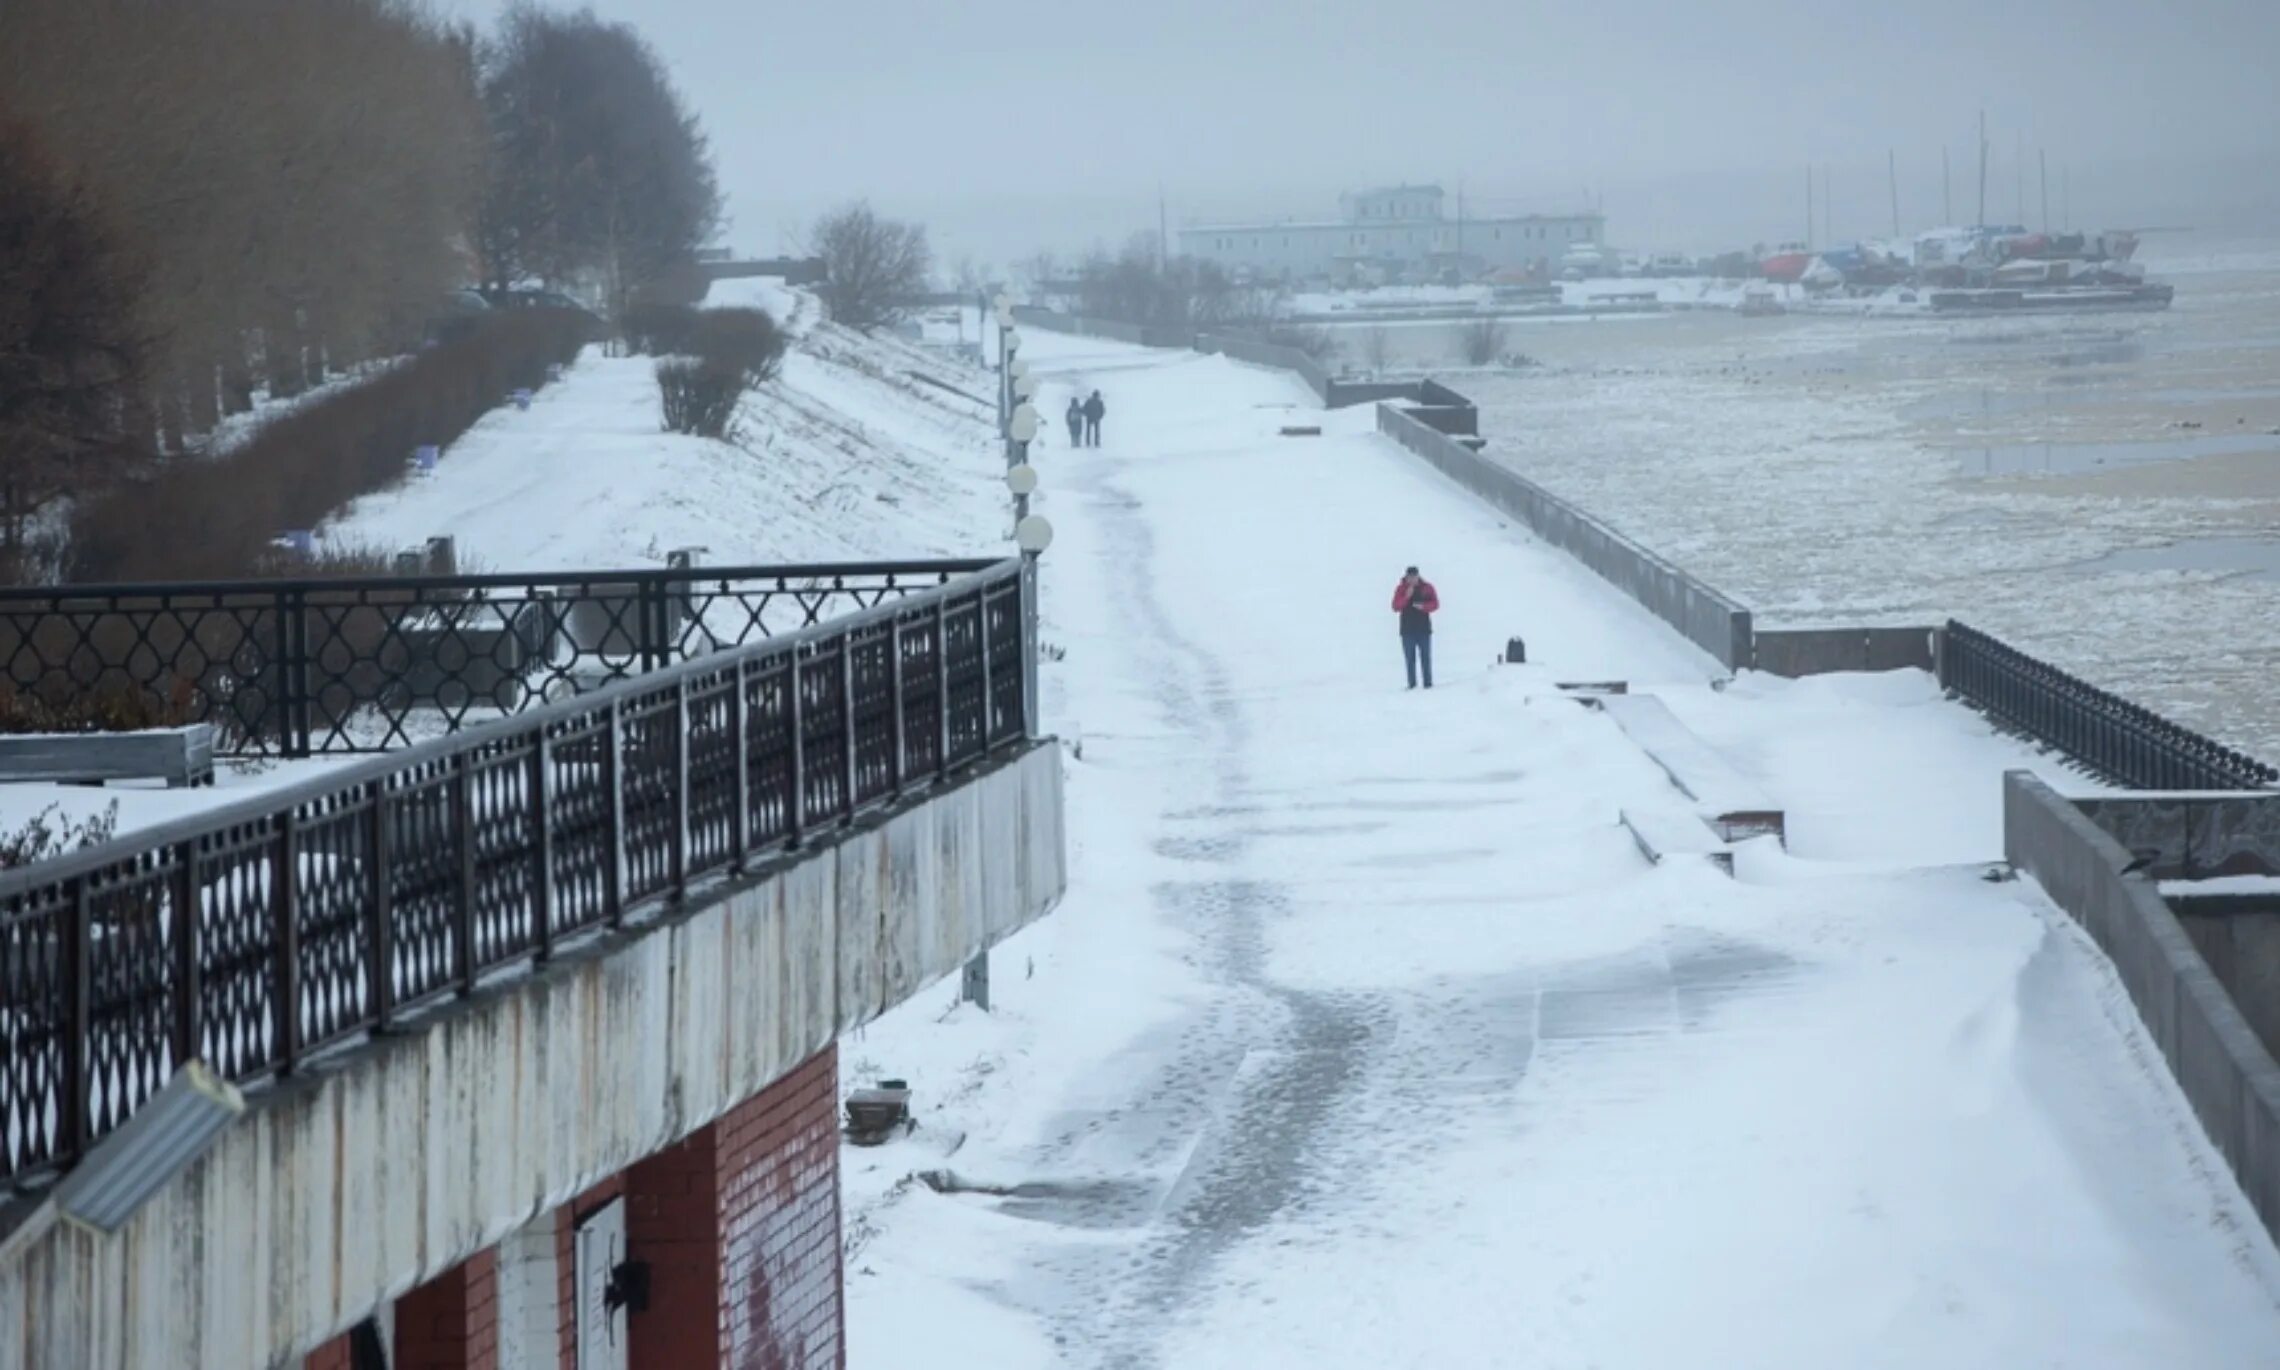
[322,285,1007,570]
[0,281,1014,846]
[841,330,2280,1368]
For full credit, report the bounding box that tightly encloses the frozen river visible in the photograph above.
[1375,238,2280,757]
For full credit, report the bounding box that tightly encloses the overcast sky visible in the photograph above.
[434,0,2280,262]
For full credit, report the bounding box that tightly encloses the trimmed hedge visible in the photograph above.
[67,308,594,582]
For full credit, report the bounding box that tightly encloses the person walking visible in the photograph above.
[1392,566,1439,689]
[1065,397,1085,447]
[1082,390,1106,447]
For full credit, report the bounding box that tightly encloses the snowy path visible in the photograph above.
[843,336,2280,1368]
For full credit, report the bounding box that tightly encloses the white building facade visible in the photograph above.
[1178,184,1604,283]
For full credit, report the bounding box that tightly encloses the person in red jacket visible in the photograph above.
[1392,566,1439,689]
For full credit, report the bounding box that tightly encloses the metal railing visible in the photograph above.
[0,559,996,757]
[0,558,1033,1189]
[1940,619,2278,790]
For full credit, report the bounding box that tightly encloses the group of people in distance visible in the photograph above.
[1063,391,1107,447]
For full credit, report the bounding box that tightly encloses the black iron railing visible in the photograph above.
[1940,620,2277,790]
[0,558,1033,1189]
[0,560,997,756]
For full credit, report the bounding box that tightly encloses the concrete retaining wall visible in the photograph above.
[1751,626,1939,677]
[0,742,1067,1370]
[2003,771,2280,1245]
[1375,404,1752,669]
[2073,792,2280,880]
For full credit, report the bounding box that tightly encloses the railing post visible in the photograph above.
[64,878,92,1163]
[888,615,907,797]
[604,699,626,920]
[671,676,690,898]
[638,579,666,675]
[840,637,857,822]
[532,733,554,962]
[368,785,394,1032]
[730,658,751,870]
[936,599,951,774]
[284,586,312,757]
[1021,555,1040,740]
[453,754,477,993]
[273,809,301,1074]
[787,651,807,847]
[977,592,994,753]
[171,840,202,1067]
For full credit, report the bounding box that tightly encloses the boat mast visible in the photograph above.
[1976,110,1988,228]
[1888,149,1900,238]
[1805,164,1813,249]
[2039,149,2049,233]
[1942,145,1952,224]
[2014,131,2025,224]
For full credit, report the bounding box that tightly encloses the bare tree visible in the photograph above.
[812,202,931,333]
[476,6,721,317]
[0,119,141,573]
[1459,316,1509,367]
[1363,327,1394,374]
[7,0,485,450]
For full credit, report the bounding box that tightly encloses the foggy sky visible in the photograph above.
[434,0,2280,263]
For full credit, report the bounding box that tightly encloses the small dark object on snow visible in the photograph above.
[1279,425,1322,437]
[845,1080,913,1146]
[1504,637,1527,664]
[1981,862,2017,883]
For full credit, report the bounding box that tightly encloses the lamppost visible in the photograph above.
[1014,510,1053,742]
[992,294,1015,433]
[962,501,1052,1015]
[1008,398,1039,467]
[1006,356,1031,440]
[1007,459,1038,523]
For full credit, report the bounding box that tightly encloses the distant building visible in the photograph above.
[1177,184,1604,284]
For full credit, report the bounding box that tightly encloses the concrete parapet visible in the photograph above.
[2004,771,2280,1247]
[0,741,1066,1370]
[1751,626,1938,677]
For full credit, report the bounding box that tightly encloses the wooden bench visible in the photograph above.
[0,724,217,789]
[1619,801,1735,875]
[1597,693,1784,845]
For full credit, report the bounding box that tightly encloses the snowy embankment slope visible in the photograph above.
[841,331,2280,1368]
[0,282,1011,843]
[323,281,1007,568]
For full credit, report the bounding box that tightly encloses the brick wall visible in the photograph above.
[394,1250,498,1370]
[719,1043,844,1370]
[628,1130,728,1367]
[556,1174,628,1370]
[305,1335,354,1370]
[542,1045,844,1370]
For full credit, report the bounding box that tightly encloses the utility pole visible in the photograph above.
[1942,145,1952,224]
[1888,149,1900,237]
[1805,164,1813,248]
[1976,109,1988,228]
[2062,164,2071,230]
[2039,148,2049,233]
[1823,165,1832,245]
[1157,182,1168,272]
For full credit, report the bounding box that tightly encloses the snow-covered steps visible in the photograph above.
[1619,797,1737,875]
[1596,692,1786,845]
